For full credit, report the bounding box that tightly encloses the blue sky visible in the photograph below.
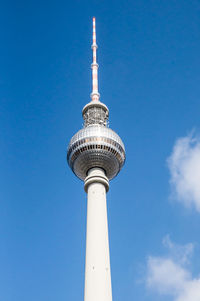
[1,0,200,300]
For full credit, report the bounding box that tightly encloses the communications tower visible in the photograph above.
[67,18,125,301]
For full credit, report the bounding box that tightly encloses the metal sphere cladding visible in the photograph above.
[67,101,125,180]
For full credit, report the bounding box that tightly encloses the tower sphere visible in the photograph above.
[67,123,125,180]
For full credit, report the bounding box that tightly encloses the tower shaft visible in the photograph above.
[84,168,112,301]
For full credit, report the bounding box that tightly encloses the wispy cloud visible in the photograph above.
[146,236,200,301]
[167,132,200,212]
[162,235,194,265]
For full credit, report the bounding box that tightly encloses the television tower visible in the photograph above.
[67,18,125,301]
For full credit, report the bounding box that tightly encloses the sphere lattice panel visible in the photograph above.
[67,125,125,180]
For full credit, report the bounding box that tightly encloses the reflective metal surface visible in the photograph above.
[67,125,125,180]
[82,101,109,127]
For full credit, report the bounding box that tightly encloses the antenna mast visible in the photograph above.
[91,17,100,101]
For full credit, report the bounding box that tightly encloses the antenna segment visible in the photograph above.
[91,17,100,101]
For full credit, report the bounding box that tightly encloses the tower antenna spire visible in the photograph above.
[91,17,100,101]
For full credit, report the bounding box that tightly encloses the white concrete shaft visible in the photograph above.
[84,168,112,301]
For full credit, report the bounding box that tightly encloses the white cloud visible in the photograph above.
[167,133,200,212]
[163,235,194,265]
[146,236,200,301]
